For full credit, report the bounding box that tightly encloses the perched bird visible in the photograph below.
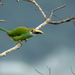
[0,26,43,42]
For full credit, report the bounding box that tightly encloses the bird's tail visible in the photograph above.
[0,27,8,33]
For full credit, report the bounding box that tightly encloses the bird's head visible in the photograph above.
[29,28,44,36]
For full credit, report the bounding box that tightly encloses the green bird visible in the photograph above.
[0,26,43,42]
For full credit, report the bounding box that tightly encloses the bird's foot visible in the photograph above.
[16,41,22,46]
[25,39,28,42]
[16,39,28,46]
[21,39,28,42]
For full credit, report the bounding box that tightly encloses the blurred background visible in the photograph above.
[0,0,75,75]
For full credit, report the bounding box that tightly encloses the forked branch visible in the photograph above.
[35,67,51,75]
[24,0,47,20]
[24,0,75,30]
[0,0,75,57]
[35,69,44,75]
[49,4,66,20]
[17,0,19,2]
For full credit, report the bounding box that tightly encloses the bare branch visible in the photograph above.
[23,0,47,20]
[17,0,19,2]
[35,67,51,75]
[42,10,64,20]
[0,20,6,22]
[0,0,75,57]
[73,21,75,26]
[35,69,44,75]
[0,0,3,5]
[49,4,66,20]
[35,4,74,29]
[23,1,75,29]
[48,17,75,25]
[71,13,75,18]
[0,40,27,57]
[70,67,75,75]
[47,66,51,75]
[35,9,63,20]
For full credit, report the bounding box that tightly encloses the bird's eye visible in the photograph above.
[31,30,33,32]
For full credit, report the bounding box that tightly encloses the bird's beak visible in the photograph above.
[33,29,44,34]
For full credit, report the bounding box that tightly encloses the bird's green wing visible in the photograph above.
[8,27,28,36]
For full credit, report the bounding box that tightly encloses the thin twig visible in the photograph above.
[73,21,75,26]
[35,69,44,75]
[43,10,63,20]
[24,0,32,2]
[70,67,75,75]
[0,0,75,57]
[47,66,51,75]
[0,0,3,5]
[24,0,47,20]
[48,17,75,24]
[35,67,51,75]
[35,9,63,20]
[49,4,66,20]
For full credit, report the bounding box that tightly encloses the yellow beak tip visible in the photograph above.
[34,29,44,34]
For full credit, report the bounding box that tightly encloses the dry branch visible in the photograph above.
[49,4,66,20]
[47,66,51,75]
[35,69,44,75]
[0,0,75,57]
[0,40,27,57]
[17,0,19,2]
[70,67,75,75]
[48,17,75,25]
[0,0,3,5]
[0,20,6,22]
[35,9,63,20]
[24,0,47,20]
[73,21,75,26]
[35,67,51,75]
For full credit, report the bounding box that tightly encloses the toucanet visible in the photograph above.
[0,27,43,41]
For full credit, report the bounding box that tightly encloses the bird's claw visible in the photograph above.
[25,39,28,42]
[16,39,28,46]
[16,41,22,46]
